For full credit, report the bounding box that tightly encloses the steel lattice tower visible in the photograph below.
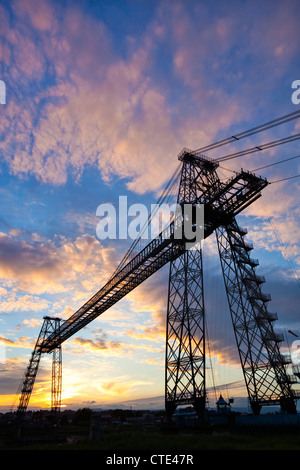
[165,156,207,420]
[165,248,205,420]
[165,151,297,419]
[216,221,297,414]
[51,341,62,414]
[16,316,62,419]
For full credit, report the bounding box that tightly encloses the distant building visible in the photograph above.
[216,395,232,414]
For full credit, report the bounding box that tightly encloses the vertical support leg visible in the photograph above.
[215,220,296,414]
[17,342,44,419]
[51,344,62,415]
[165,246,206,421]
[16,316,62,420]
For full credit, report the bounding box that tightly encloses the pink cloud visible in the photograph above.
[1,0,300,203]
[1,0,245,194]
[248,2,300,66]
[0,231,118,296]
[12,0,57,32]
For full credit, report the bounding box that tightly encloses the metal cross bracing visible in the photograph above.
[16,316,62,419]
[15,148,298,420]
[165,246,206,420]
[165,153,209,421]
[51,341,62,414]
[216,221,297,414]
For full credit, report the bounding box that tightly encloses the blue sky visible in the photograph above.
[0,0,300,411]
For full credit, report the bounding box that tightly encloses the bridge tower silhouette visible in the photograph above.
[14,115,300,421]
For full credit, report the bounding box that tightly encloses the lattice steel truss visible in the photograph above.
[165,156,207,420]
[215,221,297,414]
[15,149,298,420]
[165,150,297,418]
[51,341,62,414]
[17,317,62,419]
[165,248,206,420]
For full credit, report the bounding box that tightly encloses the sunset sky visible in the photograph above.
[0,0,300,412]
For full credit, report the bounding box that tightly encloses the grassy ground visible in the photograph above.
[58,431,300,451]
[2,424,300,450]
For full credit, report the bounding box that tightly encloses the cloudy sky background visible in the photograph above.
[0,0,300,412]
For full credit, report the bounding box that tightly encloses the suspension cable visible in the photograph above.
[260,198,300,289]
[213,133,300,163]
[192,110,300,154]
[110,163,182,278]
[250,153,300,173]
[270,174,300,184]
